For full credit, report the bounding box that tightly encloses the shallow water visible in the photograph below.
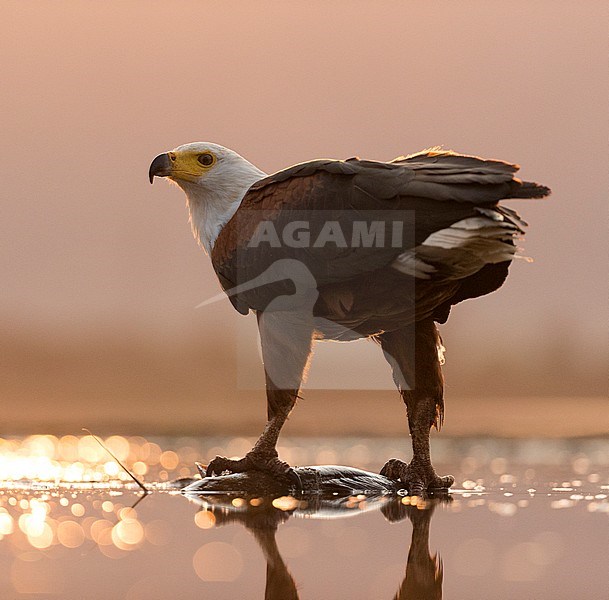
[0,435,608,599]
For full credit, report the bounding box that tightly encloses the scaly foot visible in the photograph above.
[380,458,454,496]
[205,450,302,491]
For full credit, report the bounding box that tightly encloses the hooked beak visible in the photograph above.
[148,153,172,184]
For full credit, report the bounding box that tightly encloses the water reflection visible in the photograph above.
[383,500,443,600]
[0,435,608,598]
[185,489,448,599]
[0,490,150,561]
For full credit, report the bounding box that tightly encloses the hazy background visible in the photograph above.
[1,1,607,435]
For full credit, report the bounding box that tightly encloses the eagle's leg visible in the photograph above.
[206,310,312,487]
[378,320,455,495]
[205,389,299,482]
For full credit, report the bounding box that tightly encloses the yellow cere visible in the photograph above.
[167,149,217,183]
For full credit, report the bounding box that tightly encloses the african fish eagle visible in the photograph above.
[149,143,550,494]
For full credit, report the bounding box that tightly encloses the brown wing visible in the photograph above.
[211,151,549,314]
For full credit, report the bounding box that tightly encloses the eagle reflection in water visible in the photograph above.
[184,486,446,600]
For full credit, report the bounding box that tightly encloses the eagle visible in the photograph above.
[149,143,550,495]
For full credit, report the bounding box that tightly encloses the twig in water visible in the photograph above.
[82,428,149,494]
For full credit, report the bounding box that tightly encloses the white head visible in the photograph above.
[149,142,267,253]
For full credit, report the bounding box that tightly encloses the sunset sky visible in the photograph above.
[1,1,606,428]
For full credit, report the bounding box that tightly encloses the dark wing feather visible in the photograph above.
[212,151,549,314]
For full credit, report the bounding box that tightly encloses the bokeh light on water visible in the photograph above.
[0,435,608,598]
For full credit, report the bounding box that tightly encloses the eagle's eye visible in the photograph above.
[197,153,215,167]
